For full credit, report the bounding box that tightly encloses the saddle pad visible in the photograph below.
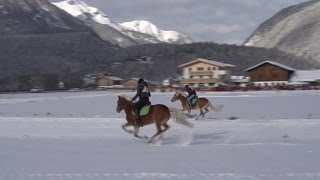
[191,98,198,105]
[132,106,151,116]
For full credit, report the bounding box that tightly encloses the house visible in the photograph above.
[178,58,236,87]
[245,61,296,86]
[162,78,180,87]
[83,74,98,88]
[289,70,320,87]
[98,76,123,87]
[230,76,250,87]
[122,78,141,88]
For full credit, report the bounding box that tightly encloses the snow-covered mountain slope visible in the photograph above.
[244,0,320,62]
[0,0,91,35]
[52,0,192,47]
[121,20,192,44]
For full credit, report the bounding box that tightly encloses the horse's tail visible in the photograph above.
[208,100,224,112]
[169,108,194,128]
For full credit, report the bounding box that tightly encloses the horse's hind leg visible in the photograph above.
[122,122,133,134]
[148,124,163,143]
[203,107,209,118]
[158,123,170,140]
[133,126,148,140]
[196,109,204,120]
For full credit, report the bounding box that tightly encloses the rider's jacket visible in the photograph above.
[132,82,151,101]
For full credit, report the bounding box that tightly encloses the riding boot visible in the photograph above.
[134,111,143,127]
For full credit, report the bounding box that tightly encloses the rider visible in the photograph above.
[131,78,151,127]
[185,84,197,107]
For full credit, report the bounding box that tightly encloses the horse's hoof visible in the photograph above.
[144,136,149,139]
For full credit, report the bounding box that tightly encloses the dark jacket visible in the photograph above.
[186,87,196,96]
[132,82,151,101]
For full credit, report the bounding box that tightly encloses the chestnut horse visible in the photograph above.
[171,92,223,120]
[116,95,194,143]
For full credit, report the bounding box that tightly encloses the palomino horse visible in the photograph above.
[116,95,194,143]
[171,92,223,120]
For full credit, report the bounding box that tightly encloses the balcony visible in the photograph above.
[180,78,218,84]
[190,71,214,76]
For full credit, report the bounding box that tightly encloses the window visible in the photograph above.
[207,67,211,70]
[189,68,192,72]
[197,67,204,71]
[212,67,217,70]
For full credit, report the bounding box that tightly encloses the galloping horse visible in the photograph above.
[116,95,194,143]
[171,92,223,120]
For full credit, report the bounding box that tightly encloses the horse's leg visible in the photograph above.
[202,104,211,118]
[148,124,163,143]
[196,108,204,120]
[133,126,148,140]
[122,122,133,134]
[158,123,170,141]
[187,107,192,117]
[203,107,209,118]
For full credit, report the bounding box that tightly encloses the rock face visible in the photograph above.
[244,0,320,62]
[52,0,192,47]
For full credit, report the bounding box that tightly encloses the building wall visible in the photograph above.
[248,64,291,82]
[98,79,113,86]
[181,62,230,87]
[123,79,138,87]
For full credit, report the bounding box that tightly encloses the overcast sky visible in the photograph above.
[57,0,310,44]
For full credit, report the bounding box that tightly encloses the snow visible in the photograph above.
[52,0,120,31]
[0,90,320,180]
[120,20,192,43]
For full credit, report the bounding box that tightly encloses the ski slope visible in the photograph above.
[0,90,320,180]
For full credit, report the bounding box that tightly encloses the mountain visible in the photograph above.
[244,0,320,63]
[0,0,118,91]
[52,0,192,47]
[0,0,93,35]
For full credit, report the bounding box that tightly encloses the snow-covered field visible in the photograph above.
[0,90,320,180]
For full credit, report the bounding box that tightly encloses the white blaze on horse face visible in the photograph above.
[171,93,178,102]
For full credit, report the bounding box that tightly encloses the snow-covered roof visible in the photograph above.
[245,61,296,72]
[290,70,320,82]
[104,76,123,81]
[178,58,236,68]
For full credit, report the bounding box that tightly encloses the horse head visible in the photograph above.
[116,95,130,113]
[171,92,185,102]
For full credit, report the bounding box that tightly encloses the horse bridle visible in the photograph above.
[118,100,131,111]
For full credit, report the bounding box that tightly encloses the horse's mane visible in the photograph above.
[177,91,187,97]
[119,95,131,101]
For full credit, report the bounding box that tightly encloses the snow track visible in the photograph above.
[0,91,320,180]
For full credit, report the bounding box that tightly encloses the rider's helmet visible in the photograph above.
[138,78,144,84]
[185,84,189,88]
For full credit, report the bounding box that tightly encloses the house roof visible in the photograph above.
[123,78,149,82]
[178,58,236,68]
[245,61,296,72]
[290,70,320,82]
[104,76,123,81]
